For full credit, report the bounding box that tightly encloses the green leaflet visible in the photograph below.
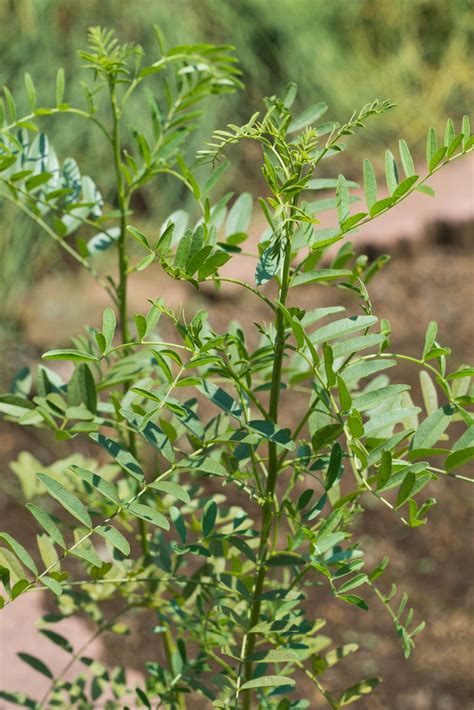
[444,118,455,147]
[175,227,201,270]
[338,574,368,594]
[396,471,416,508]
[311,316,378,345]
[132,388,205,440]
[55,67,65,105]
[39,629,73,653]
[96,525,130,556]
[225,193,252,236]
[392,175,418,200]
[399,139,415,177]
[247,420,295,450]
[197,380,242,419]
[72,546,102,568]
[291,269,352,287]
[18,653,53,679]
[301,306,345,326]
[348,410,364,438]
[338,678,380,706]
[90,433,145,480]
[384,149,399,194]
[42,349,99,363]
[337,376,352,411]
[198,251,231,280]
[26,503,66,549]
[363,158,377,209]
[245,649,299,663]
[186,457,227,477]
[0,533,38,576]
[365,406,421,436]
[353,384,410,412]
[287,101,327,133]
[202,500,217,537]
[422,321,438,359]
[312,424,343,452]
[376,451,392,490]
[342,358,396,383]
[419,371,438,415]
[266,552,306,567]
[37,473,92,528]
[67,363,97,413]
[323,343,336,386]
[42,576,63,596]
[445,447,474,472]
[240,675,295,690]
[70,465,121,505]
[452,427,474,452]
[101,308,117,352]
[127,225,152,251]
[336,173,351,225]
[325,443,343,490]
[411,406,454,450]
[426,127,438,169]
[148,480,191,504]
[127,503,170,530]
[120,409,175,462]
[37,534,58,569]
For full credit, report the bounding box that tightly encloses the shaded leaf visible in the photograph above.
[96,525,130,556]
[225,193,252,236]
[18,653,53,679]
[411,406,454,450]
[90,433,145,480]
[127,503,170,530]
[0,533,38,576]
[363,158,377,209]
[70,465,121,505]
[37,473,92,528]
[288,101,327,133]
[247,420,295,450]
[338,678,380,705]
[26,503,65,549]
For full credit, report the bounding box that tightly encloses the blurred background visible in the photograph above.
[0,1,473,708]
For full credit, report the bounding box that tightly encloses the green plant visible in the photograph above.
[0,28,473,710]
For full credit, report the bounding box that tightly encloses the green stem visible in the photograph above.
[239,234,292,709]
[110,85,130,344]
[109,81,149,558]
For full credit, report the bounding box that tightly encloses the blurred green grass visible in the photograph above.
[2,0,472,169]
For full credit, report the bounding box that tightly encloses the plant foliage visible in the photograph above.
[0,28,473,710]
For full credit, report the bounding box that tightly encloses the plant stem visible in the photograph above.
[239,233,292,709]
[109,80,149,557]
[110,83,130,345]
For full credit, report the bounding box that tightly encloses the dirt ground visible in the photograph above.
[0,160,473,708]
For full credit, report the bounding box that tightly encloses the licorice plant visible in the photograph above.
[0,27,473,710]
